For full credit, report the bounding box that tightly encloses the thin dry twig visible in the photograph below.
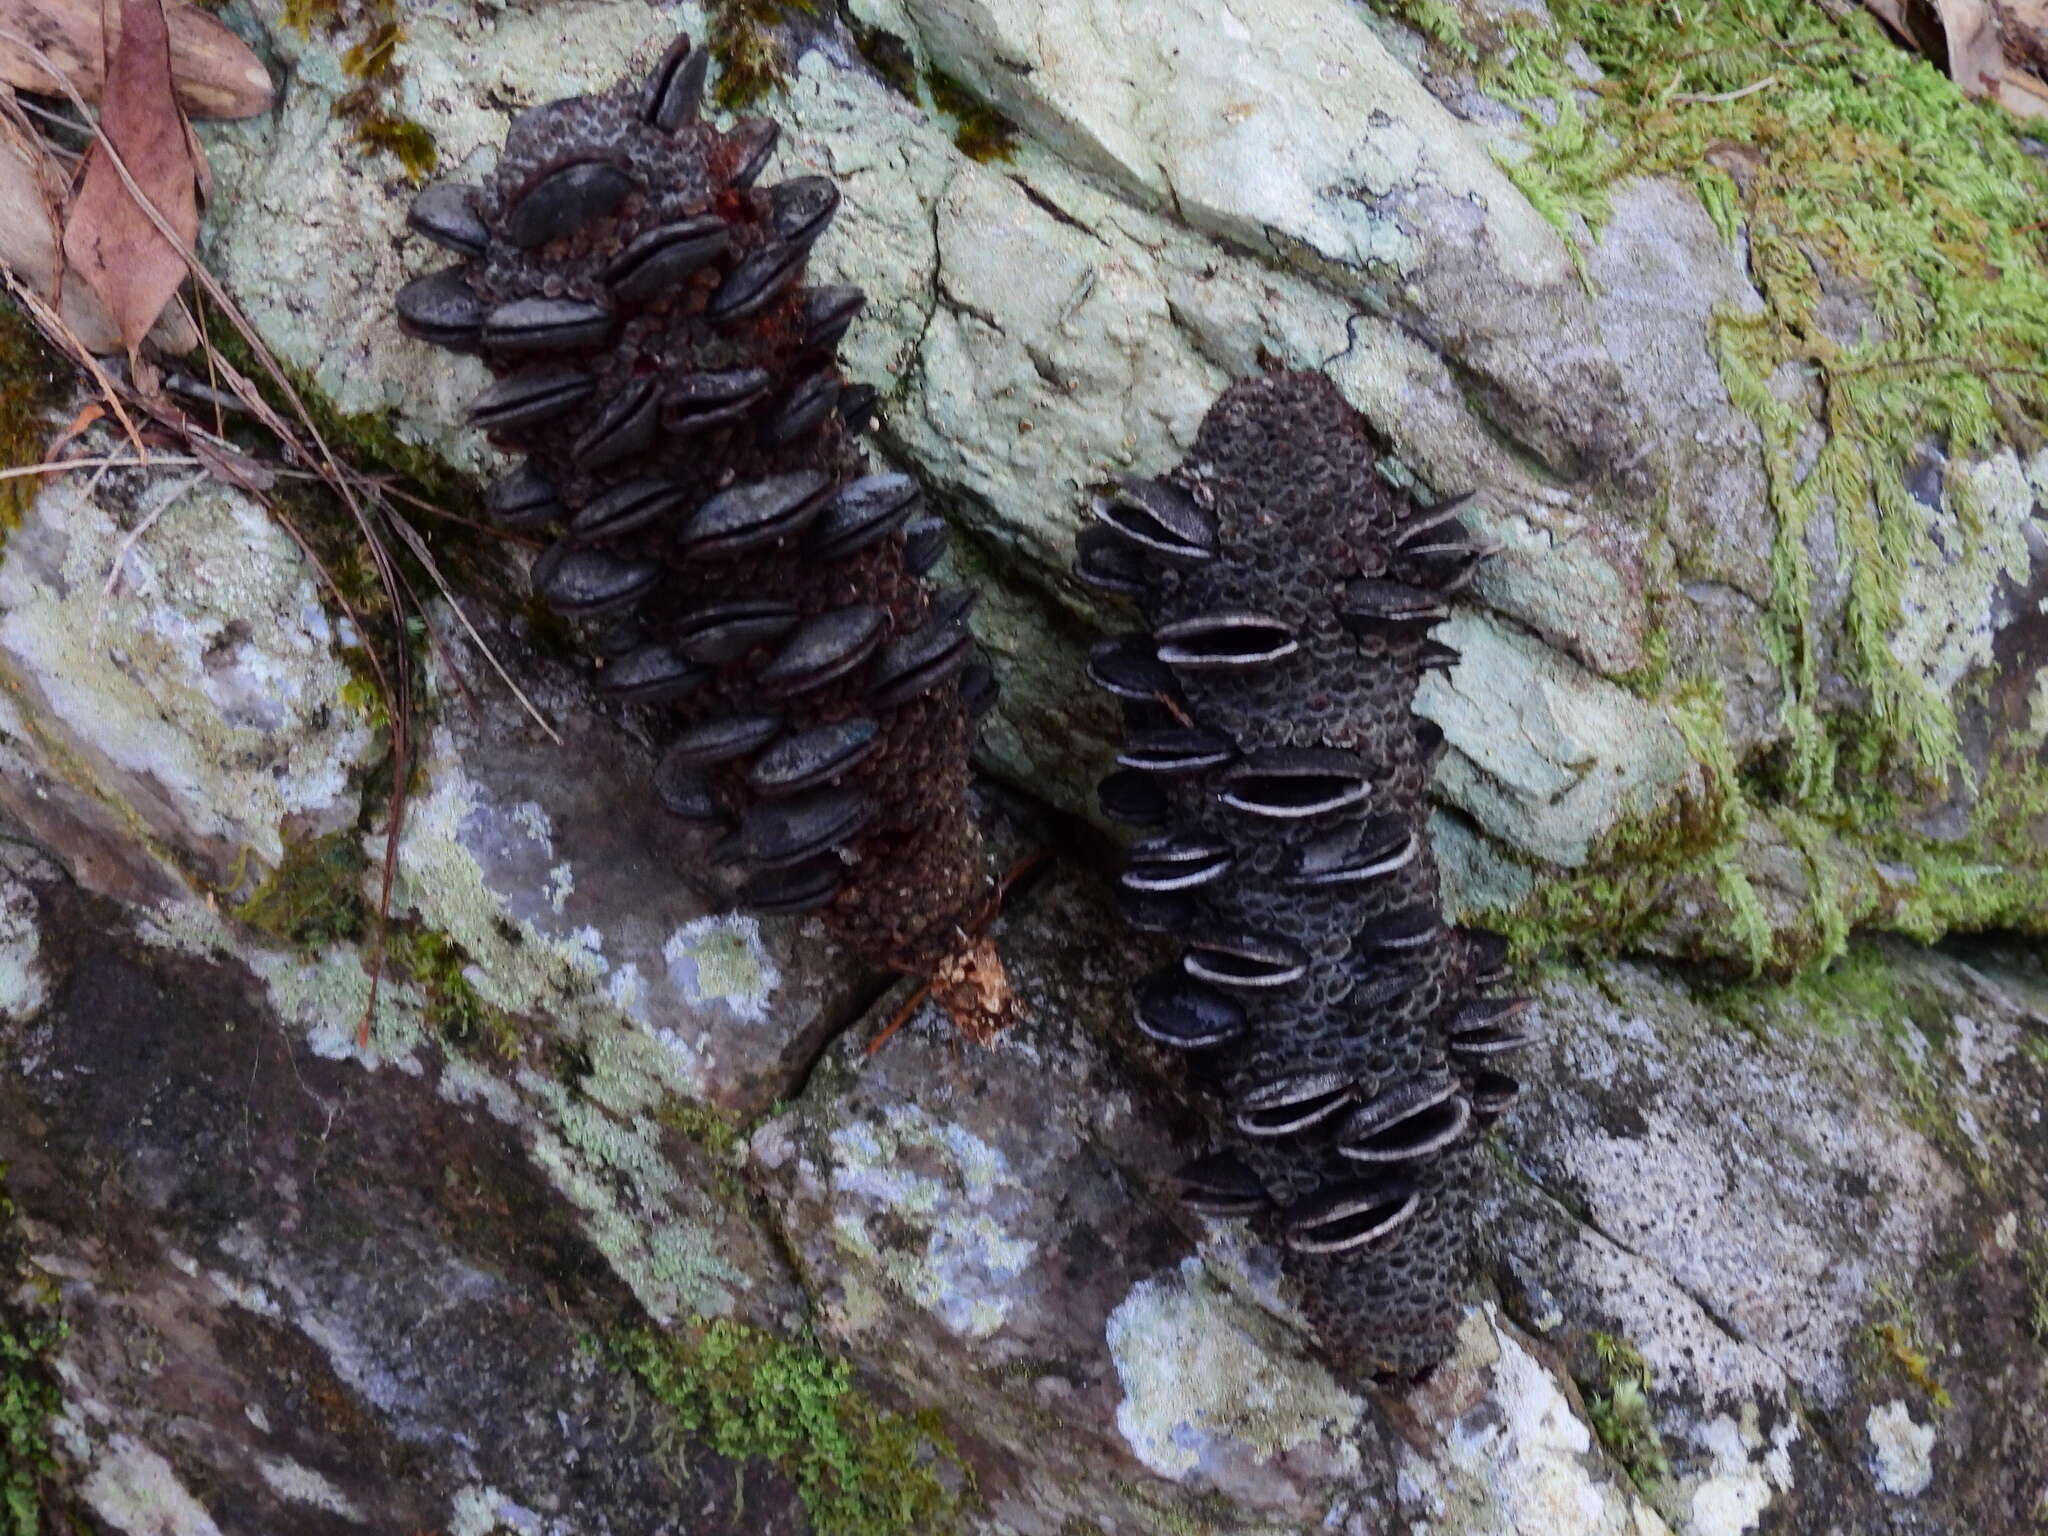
[1673,75,1780,103]
[102,469,204,594]
[0,450,199,480]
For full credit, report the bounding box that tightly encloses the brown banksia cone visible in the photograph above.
[395,33,1014,1039]
[1079,369,1536,1378]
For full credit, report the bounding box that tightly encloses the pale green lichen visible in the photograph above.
[827,1105,1035,1341]
[0,866,45,1024]
[0,476,374,876]
[1866,1400,1936,1497]
[664,914,780,1023]
[1103,1258,1360,1482]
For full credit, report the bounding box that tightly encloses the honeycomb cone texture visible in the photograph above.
[1078,370,1532,1380]
[394,35,1000,999]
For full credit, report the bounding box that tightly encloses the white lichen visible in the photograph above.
[1866,1400,1935,1497]
[663,912,780,1023]
[829,1103,1036,1339]
[80,1435,224,1535]
[257,1457,364,1520]
[1431,1311,1665,1536]
[0,865,47,1020]
[1104,1257,1361,1486]
[1687,1404,1797,1536]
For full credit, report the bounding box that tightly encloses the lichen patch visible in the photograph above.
[664,913,781,1024]
[80,1434,225,1535]
[0,861,46,1021]
[828,1103,1036,1339]
[1866,1399,1936,1496]
[1103,1257,1361,1487]
[1685,1405,1797,1536]
[0,477,374,877]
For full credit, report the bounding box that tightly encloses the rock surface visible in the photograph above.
[0,1,2044,1534]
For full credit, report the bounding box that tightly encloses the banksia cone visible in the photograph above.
[1078,370,1535,1378]
[396,35,1011,1035]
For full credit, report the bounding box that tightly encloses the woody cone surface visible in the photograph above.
[396,35,1008,1033]
[1079,370,1536,1378]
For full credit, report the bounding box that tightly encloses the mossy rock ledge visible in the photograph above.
[0,1,2042,1532]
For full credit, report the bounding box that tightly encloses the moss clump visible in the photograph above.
[0,1316,60,1536]
[2022,1236,2048,1350]
[1576,1333,1669,1496]
[386,927,521,1058]
[0,300,72,538]
[347,111,439,182]
[1365,0,1477,58]
[710,0,826,110]
[231,831,371,947]
[1469,1,2048,965]
[1,1176,65,1536]
[281,0,440,181]
[1481,676,1776,972]
[615,1321,972,1535]
[924,68,1019,163]
[1866,1284,1952,1411]
[1487,0,2048,807]
[659,1100,749,1162]
[845,10,920,100]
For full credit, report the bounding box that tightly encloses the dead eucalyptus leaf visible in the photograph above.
[0,0,270,120]
[60,0,199,357]
[0,89,190,352]
[1864,0,2048,119]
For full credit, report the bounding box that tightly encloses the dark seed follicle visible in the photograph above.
[396,33,1010,1033]
[1079,369,1530,1382]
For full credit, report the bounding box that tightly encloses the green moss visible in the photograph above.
[347,109,439,183]
[1576,1333,1669,1496]
[280,0,441,180]
[1,1175,65,1536]
[1480,676,1775,971]
[710,0,825,110]
[2021,1234,2048,1351]
[1610,621,1672,700]
[386,927,521,1058]
[280,0,341,33]
[1364,0,1476,59]
[0,301,68,539]
[1489,1,2048,803]
[1865,1284,1952,1411]
[615,1320,972,1535]
[845,10,920,100]
[924,67,1020,163]
[659,1099,749,1162]
[1469,2,2048,964]
[231,831,371,947]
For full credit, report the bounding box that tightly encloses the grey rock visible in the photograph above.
[0,4,2037,1535]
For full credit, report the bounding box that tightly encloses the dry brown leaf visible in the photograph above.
[60,0,198,358]
[0,87,190,352]
[0,0,269,119]
[1864,0,2048,119]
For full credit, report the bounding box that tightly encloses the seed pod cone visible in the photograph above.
[395,35,1008,1031]
[1083,370,1530,1380]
